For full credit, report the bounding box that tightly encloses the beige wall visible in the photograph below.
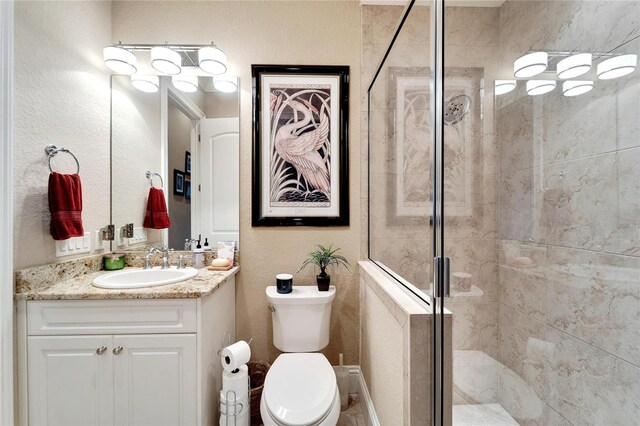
[111,1,362,365]
[13,1,112,269]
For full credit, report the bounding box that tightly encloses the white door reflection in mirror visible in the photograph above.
[197,118,239,247]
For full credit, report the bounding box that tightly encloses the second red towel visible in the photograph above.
[143,187,171,229]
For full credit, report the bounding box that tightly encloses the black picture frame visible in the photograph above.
[185,151,191,176]
[185,180,191,200]
[251,64,350,227]
[173,169,185,195]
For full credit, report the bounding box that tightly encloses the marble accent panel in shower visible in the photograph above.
[499,304,640,425]
[618,74,640,150]
[545,0,640,53]
[545,246,640,366]
[445,237,498,303]
[541,151,639,256]
[543,83,619,164]
[447,301,498,360]
[498,0,548,67]
[445,7,499,48]
[498,365,571,426]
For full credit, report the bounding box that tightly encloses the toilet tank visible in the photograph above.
[266,286,336,352]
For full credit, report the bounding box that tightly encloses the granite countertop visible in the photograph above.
[15,266,239,301]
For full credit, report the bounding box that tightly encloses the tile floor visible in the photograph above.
[453,403,519,426]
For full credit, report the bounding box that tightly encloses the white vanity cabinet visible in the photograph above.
[17,275,236,426]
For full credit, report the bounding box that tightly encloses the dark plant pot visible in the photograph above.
[316,274,331,291]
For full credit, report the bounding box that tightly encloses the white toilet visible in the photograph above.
[261,286,341,426]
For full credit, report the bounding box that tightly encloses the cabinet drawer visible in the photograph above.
[27,299,197,335]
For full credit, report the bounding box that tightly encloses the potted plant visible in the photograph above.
[299,244,349,291]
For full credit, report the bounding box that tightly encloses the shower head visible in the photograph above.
[444,94,472,126]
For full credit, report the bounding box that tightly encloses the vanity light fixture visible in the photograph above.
[562,80,593,97]
[131,75,159,93]
[526,80,556,95]
[172,75,199,93]
[103,46,137,74]
[597,54,637,80]
[150,46,182,75]
[213,75,238,93]
[557,53,592,79]
[514,52,548,78]
[198,45,228,75]
[495,80,517,95]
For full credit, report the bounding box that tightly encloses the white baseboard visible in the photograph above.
[334,365,379,426]
[356,367,380,426]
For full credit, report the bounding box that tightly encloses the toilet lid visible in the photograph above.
[264,353,336,426]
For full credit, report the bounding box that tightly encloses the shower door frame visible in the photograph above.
[431,0,447,425]
[365,0,447,423]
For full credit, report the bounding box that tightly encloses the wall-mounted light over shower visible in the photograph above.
[495,80,517,95]
[556,53,592,79]
[597,54,638,80]
[514,52,548,78]
[526,80,556,95]
[562,80,593,97]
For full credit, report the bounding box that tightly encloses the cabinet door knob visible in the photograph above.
[112,346,123,355]
[96,346,107,355]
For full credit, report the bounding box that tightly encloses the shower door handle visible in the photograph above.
[434,256,451,298]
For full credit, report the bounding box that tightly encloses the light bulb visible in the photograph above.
[526,80,556,96]
[131,75,159,93]
[103,46,137,74]
[514,52,548,78]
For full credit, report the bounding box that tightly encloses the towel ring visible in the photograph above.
[45,145,80,174]
[146,170,164,188]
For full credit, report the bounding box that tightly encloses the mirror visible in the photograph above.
[111,75,240,251]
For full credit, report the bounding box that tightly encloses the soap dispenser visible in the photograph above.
[192,236,204,268]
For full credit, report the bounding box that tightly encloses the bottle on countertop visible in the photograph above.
[203,238,211,251]
[192,235,204,268]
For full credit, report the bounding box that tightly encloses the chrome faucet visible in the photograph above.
[144,245,173,269]
[144,247,158,270]
[184,238,198,250]
[159,244,173,269]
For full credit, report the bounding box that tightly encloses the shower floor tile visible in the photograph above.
[453,403,518,426]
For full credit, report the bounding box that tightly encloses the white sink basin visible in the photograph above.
[92,267,199,289]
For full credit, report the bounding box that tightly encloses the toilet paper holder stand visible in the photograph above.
[220,389,245,426]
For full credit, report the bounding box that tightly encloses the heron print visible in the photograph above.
[269,86,332,207]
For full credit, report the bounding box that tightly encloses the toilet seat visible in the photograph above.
[261,353,338,426]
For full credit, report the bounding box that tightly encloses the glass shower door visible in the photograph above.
[440,1,640,425]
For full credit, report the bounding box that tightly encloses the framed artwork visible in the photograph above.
[185,151,191,176]
[251,64,349,226]
[185,180,191,200]
[386,66,483,225]
[173,169,185,195]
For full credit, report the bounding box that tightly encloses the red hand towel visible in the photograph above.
[48,172,84,240]
[143,187,171,229]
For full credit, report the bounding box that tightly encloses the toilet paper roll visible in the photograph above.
[222,364,249,404]
[221,340,251,372]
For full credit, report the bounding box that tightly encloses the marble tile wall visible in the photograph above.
[496,0,640,424]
